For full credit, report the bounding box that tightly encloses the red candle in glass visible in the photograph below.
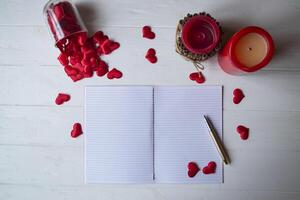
[181,15,221,54]
[218,26,274,75]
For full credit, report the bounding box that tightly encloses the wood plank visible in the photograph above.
[0,107,300,191]
[0,0,299,29]
[1,184,299,200]
[0,26,299,70]
[0,106,83,147]
[0,144,300,191]
[1,107,300,149]
[0,65,299,111]
[224,110,300,152]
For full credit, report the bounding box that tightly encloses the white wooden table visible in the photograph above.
[1,0,300,199]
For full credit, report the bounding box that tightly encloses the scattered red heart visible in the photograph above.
[189,72,205,84]
[71,123,83,138]
[187,161,200,178]
[107,68,123,79]
[202,161,216,174]
[145,48,157,63]
[237,125,249,140]
[101,38,120,55]
[233,88,245,104]
[142,26,155,39]
[55,93,70,105]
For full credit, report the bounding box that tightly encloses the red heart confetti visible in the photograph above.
[70,73,84,82]
[71,123,83,138]
[55,93,70,105]
[77,33,87,46]
[49,25,121,82]
[90,57,99,70]
[100,39,120,55]
[109,41,120,52]
[64,65,78,76]
[142,25,155,39]
[202,161,217,174]
[92,31,104,44]
[57,53,68,66]
[233,88,245,104]
[96,60,109,77]
[236,125,249,140]
[101,39,112,55]
[107,68,123,79]
[145,48,157,63]
[83,65,93,78]
[98,35,109,45]
[189,72,205,84]
[187,162,200,178]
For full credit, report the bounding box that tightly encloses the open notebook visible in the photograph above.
[85,86,223,183]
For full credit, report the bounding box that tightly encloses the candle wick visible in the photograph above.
[248,47,252,51]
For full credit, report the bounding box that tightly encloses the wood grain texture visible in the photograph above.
[0,0,300,199]
[0,26,299,70]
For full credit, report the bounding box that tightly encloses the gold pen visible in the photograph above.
[203,115,230,165]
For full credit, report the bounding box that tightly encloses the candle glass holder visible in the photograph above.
[43,0,87,47]
[175,12,222,71]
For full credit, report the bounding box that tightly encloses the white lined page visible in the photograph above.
[154,86,223,183]
[85,86,154,183]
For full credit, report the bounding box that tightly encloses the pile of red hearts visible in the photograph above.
[46,1,122,82]
[56,31,122,82]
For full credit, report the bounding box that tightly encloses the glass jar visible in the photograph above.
[43,0,87,46]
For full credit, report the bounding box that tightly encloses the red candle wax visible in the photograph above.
[218,26,274,75]
[181,15,221,54]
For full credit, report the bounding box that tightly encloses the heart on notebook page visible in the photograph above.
[189,72,205,84]
[187,162,200,178]
[142,26,155,39]
[202,161,216,174]
[233,88,245,104]
[237,125,249,140]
